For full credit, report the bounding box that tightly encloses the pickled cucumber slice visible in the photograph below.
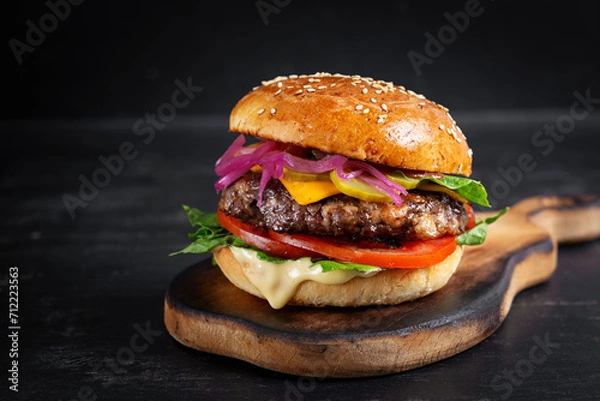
[385,171,421,189]
[330,170,392,203]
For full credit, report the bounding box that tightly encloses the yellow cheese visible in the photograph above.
[279,176,341,205]
[229,247,380,309]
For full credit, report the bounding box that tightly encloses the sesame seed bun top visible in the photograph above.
[230,72,473,176]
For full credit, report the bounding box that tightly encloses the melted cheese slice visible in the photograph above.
[278,176,341,205]
[229,247,380,309]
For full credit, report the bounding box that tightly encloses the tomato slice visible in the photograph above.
[269,232,457,269]
[465,204,476,230]
[217,211,459,269]
[216,210,320,259]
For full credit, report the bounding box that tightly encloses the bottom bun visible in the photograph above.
[213,245,463,308]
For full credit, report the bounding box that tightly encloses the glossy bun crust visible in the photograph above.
[230,73,472,176]
[213,246,463,308]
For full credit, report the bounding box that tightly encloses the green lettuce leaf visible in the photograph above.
[169,206,246,256]
[256,250,380,272]
[313,259,381,273]
[457,207,509,246]
[254,250,291,263]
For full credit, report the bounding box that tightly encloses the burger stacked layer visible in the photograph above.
[172,73,506,308]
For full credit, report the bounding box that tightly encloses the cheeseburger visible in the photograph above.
[172,72,504,309]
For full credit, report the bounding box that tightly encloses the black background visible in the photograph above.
[6,0,600,118]
[3,1,600,401]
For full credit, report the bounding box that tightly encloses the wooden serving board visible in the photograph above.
[164,195,600,378]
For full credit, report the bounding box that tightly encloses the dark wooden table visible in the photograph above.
[2,112,599,400]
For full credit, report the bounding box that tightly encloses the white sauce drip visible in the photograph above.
[229,247,380,309]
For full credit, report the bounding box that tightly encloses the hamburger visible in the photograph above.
[172,72,505,309]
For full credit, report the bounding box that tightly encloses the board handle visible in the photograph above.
[511,194,600,244]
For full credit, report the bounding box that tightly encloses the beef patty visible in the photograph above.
[218,173,468,241]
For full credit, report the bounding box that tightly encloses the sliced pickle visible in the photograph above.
[283,167,331,182]
[386,171,421,190]
[330,170,392,203]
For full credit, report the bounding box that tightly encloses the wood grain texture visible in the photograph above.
[164,195,600,378]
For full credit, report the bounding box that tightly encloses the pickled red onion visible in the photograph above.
[214,136,407,206]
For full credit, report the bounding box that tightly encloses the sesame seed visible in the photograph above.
[418,102,425,108]
[363,108,370,114]
[274,89,282,96]
[289,74,298,79]
[306,88,316,92]
[299,74,307,78]
[458,163,463,171]
[330,83,337,87]
[257,108,265,115]
[294,89,303,95]
[375,89,383,94]
[287,85,294,89]
[270,108,276,115]
[370,97,377,103]
[356,105,364,110]
[303,84,313,89]
[317,85,327,90]
[381,104,388,112]
[439,124,445,130]
[362,88,368,94]
[308,78,315,83]
[252,86,259,91]
[277,82,283,88]
[260,76,287,86]
[377,117,385,124]
[468,149,473,158]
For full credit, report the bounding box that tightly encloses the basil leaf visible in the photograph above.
[390,171,491,207]
[457,207,508,246]
[169,207,246,256]
[428,176,491,207]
